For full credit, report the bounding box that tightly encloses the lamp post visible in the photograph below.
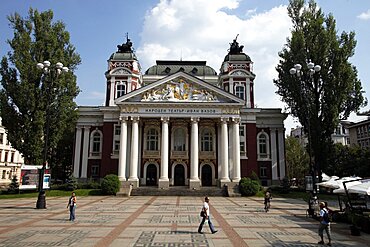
[35,60,69,209]
[289,61,321,216]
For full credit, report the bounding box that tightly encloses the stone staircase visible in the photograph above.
[129,186,227,197]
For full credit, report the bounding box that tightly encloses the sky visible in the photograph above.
[1,0,370,133]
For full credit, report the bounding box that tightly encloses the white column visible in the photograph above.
[81,126,90,179]
[118,117,128,181]
[109,77,115,106]
[246,79,251,108]
[128,116,139,186]
[232,117,241,182]
[159,117,170,188]
[220,117,230,183]
[73,127,82,178]
[278,128,286,179]
[190,117,200,187]
[271,129,278,181]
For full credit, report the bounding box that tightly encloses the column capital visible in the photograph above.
[131,116,140,122]
[161,117,170,123]
[83,126,91,130]
[220,117,229,123]
[119,116,129,122]
[190,117,200,123]
[231,117,241,124]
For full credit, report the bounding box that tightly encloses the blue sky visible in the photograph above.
[1,0,370,131]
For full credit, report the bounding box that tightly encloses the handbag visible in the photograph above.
[200,210,206,217]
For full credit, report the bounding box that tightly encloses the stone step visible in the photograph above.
[130,186,226,197]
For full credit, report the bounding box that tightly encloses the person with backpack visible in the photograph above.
[318,202,332,246]
[67,192,77,221]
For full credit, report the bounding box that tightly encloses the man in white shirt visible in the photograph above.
[198,197,218,234]
[318,202,331,246]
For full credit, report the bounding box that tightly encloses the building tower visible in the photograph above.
[105,35,142,106]
[219,35,255,107]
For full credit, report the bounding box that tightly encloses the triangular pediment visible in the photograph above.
[115,71,244,105]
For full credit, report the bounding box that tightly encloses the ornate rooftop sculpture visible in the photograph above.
[117,33,133,53]
[228,34,244,54]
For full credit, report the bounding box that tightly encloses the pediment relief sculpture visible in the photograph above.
[141,79,218,102]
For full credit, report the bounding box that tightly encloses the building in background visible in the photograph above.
[348,111,370,149]
[290,120,351,147]
[0,118,24,189]
[73,37,287,188]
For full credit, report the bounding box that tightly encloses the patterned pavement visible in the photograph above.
[0,195,369,246]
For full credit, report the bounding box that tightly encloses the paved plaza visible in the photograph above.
[0,195,369,247]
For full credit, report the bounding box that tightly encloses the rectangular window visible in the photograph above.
[260,167,267,178]
[116,81,126,98]
[114,140,120,151]
[115,125,121,136]
[2,170,5,179]
[0,133,3,144]
[11,152,15,163]
[91,165,99,177]
[240,141,245,153]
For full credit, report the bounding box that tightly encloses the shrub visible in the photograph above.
[101,174,121,195]
[239,177,260,196]
[7,175,19,194]
[66,175,78,191]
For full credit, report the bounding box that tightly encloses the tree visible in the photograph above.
[274,0,367,178]
[0,9,81,168]
[285,136,309,186]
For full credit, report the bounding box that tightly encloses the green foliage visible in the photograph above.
[285,136,309,186]
[281,177,291,193]
[326,143,370,177]
[66,175,78,191]
[0,8,81,167]
[239,177,260,196]
[7,175,19,194]
[249,171,261,184]
[274,0,367,175]
[101,174,121,195]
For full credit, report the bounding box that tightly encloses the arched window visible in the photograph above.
[173,128,186,151]
[90,130,103,157]
[201,128,213,151]
[146,128,159,151]
[116,82,126,98]
[257,132,269,159]
[235,85,245,100]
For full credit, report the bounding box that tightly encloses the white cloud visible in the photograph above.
[137,0,292,125]
[357,9,370,20]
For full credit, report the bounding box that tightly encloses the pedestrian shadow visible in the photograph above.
[0,206,36,210]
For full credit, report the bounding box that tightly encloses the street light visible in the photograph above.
[35,60,69,209]
[290,61,321,217]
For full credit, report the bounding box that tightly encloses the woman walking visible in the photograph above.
[67,192,77,221]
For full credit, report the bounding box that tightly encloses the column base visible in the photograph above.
[128,178,139,188]
[158,178,169,189]
[189,179,200,190]
[219,178,231,188]
[231,177,241,183]
[119,177,127,182]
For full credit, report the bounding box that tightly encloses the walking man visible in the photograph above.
[318,202,332,246]
[198,196,218,234]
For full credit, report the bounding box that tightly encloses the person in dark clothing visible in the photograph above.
[67,192,77,221]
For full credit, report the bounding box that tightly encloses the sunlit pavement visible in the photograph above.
[0,195,369,246]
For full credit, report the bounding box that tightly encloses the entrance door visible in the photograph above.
[174,164,185,186]
[146,164,157,186]
[201,164,212,186]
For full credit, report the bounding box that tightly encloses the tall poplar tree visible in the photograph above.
[274,0,367,178]
[0,9,81,168]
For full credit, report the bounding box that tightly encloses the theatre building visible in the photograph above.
[72,38,287,189]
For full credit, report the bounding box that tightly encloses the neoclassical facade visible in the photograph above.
[73,38,287,188]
